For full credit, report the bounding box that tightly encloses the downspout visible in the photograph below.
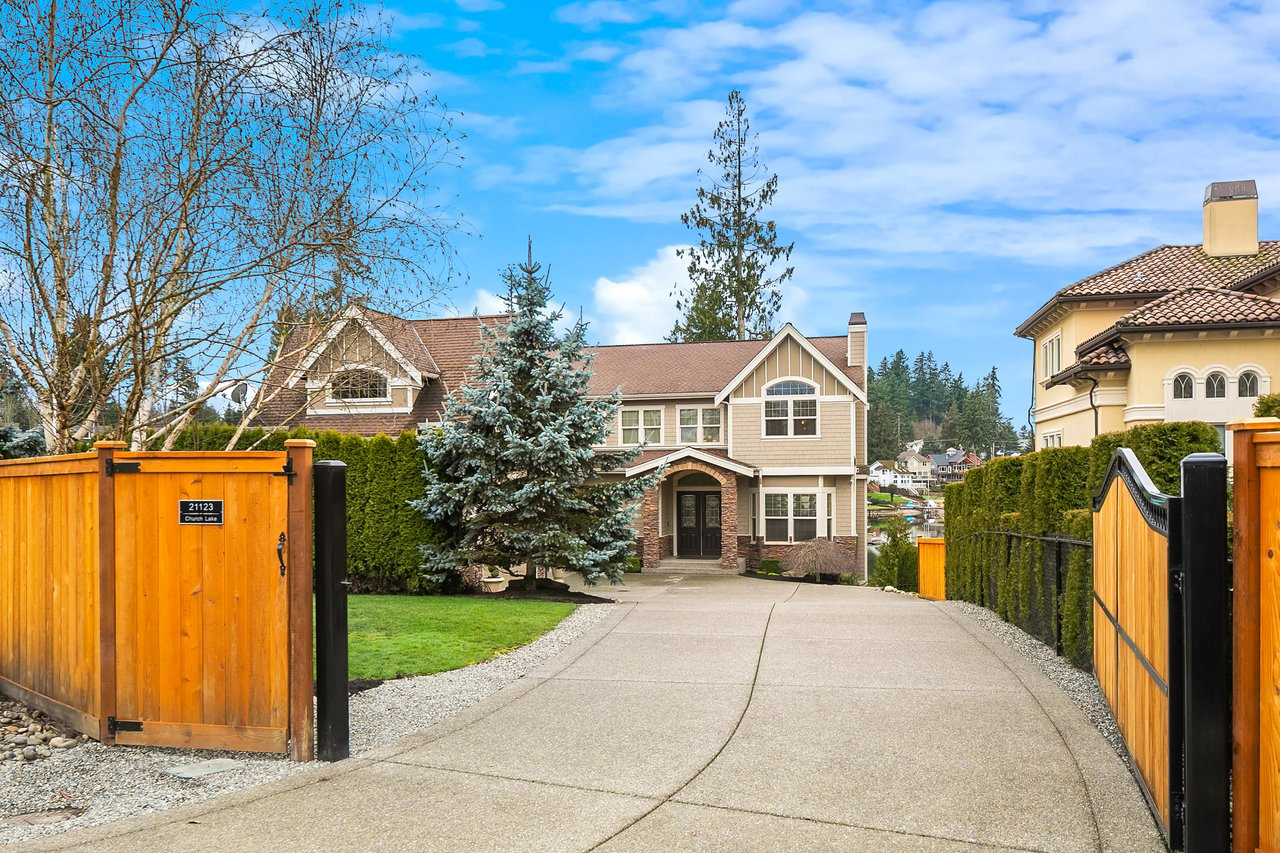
[1084,375,1100,438]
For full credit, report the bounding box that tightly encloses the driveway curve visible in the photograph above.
[17,574,1164,852]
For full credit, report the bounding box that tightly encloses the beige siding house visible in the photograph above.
[258,309,872,578]
[1017,180,1280,458]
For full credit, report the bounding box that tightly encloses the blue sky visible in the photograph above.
[386,0,1280,424]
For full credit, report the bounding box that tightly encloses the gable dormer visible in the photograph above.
[290,306,438,415]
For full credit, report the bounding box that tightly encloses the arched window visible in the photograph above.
[1240,371,1260,398]
[763,380,818,436]
[1173,373,1194,400]
[1206,372,1226,399]
[331,369,387,400]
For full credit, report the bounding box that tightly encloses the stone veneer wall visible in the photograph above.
[640,462,740,573]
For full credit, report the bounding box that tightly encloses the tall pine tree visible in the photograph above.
[416,245,657,586]
[669,90,793,342]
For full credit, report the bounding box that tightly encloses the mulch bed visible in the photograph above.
[741,571,838,584]
[481,577,616,604]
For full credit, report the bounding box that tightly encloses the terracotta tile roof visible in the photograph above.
[1078,343,1130,367]
[1115,285,1280,328]
[1059,242,1280,298]
[1016,240,1280,337]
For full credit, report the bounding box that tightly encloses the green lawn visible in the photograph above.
[346,595,576,680]
[868,492,912,504]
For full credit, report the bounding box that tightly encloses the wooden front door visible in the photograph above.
[676,492,722,558]
[111,454,291,753]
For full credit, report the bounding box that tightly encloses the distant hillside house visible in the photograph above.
[257,307,872,578]
[1016,180,1280,457]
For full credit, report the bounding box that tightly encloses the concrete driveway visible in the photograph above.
[19,574,1164,852]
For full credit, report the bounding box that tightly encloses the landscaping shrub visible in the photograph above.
[167,423,444,594]
[944,420,1219,672]
[780,538,856,578]
[760,558,781,574]
[868,516,917,590]
[1255,393,1280,419]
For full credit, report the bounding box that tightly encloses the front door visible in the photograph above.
[676,492,722,558]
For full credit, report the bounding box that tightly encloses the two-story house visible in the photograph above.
[1016,180,1280,456]
[256,308,871,577]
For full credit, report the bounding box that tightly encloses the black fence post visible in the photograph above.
[1179,452,1230,852]
[314,461,349,762]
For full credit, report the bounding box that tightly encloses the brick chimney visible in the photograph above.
[847,312,866,369]
[1203,180,1258,257]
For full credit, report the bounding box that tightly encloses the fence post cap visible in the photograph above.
[1227,417,1280,432]
[283,439,317,448]
[93,441,127,449]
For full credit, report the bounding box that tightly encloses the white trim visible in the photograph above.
[624,446,756,478]
[760,487,833,543]
[618,406,664,446]
[1124,403,1166,422]
[1034,386,1127,421]
[730,395,856,404]
[676,405,724,445]
[713,324,867,405]
[288,306,427,388]
[727,404,734,458]
[760,377,822,439]
[758,466,856,475]
[309,405,415,415]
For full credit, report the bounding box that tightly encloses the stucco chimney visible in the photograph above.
[847,312,866,369]
[1203,180,1258,258]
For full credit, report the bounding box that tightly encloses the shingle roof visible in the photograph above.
[1016,240,1280,337]
[586,335,862,397]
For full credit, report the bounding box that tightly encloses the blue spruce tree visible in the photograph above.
[416,245,658,587]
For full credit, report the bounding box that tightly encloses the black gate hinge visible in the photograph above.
[274,458,295,483]
[105,460,141,477]
[1171,568,1185,595]
[107,716,143,734]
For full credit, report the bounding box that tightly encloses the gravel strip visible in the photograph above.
[0,602,614,846]
[940,599,1124,758]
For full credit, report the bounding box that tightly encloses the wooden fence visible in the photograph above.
[1092,447,1230,852]
[917,538,945,600]
[0,441,315,760]
[1231,418,1280,853]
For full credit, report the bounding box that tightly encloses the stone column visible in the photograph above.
[720,475,738,573]
[642,486,661,568]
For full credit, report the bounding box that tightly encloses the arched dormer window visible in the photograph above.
[1173,373,1194,400]
[1240,371,1260,398]
[331,368,388,401]
[764,380,818,436]
[1206,372,1226,399]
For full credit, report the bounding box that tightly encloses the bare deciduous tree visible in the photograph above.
[0,0,463,452]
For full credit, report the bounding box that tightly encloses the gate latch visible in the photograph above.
[277,532,287,577]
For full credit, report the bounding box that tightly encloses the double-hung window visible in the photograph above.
[763,381,817,436]
[1041,335,1061,380]
[763,492,819,542]
[621,409,662,445]
[678,407,722,443]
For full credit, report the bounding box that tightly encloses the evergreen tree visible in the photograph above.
[418,245,658,586]
[670,90,793,342]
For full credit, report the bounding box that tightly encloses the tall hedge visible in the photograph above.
[170,423,440,593]
[944,420,1222,670]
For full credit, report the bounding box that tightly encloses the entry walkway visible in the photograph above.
[21,575,1163,852]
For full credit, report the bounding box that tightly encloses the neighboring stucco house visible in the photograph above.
[257,307,871,577]
[895,450,933,489]
[1016,180,1280,456]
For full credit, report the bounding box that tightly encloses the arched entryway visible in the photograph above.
[640,459,740,573]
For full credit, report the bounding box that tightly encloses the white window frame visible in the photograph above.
[1240,371,1260,398]
[1041,431,1063,449]
[1041,334,1061,380]
[1172,373,1194,400]
[678,406,723,444]
[761,379,820,439]
[327,365,392,404]
[761,488,832,543]
[620,407,663,446]
[1206,372,1227,399]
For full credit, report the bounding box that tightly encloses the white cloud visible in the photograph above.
[443,37,499,58]
[453,0,504,11]
[525,1,1280,264]
[555,0,681,29]
[590,246,687,344]
[446,288,508,316]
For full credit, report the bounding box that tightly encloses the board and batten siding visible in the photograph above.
[728,336,847,399]
[729,400,854,467]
